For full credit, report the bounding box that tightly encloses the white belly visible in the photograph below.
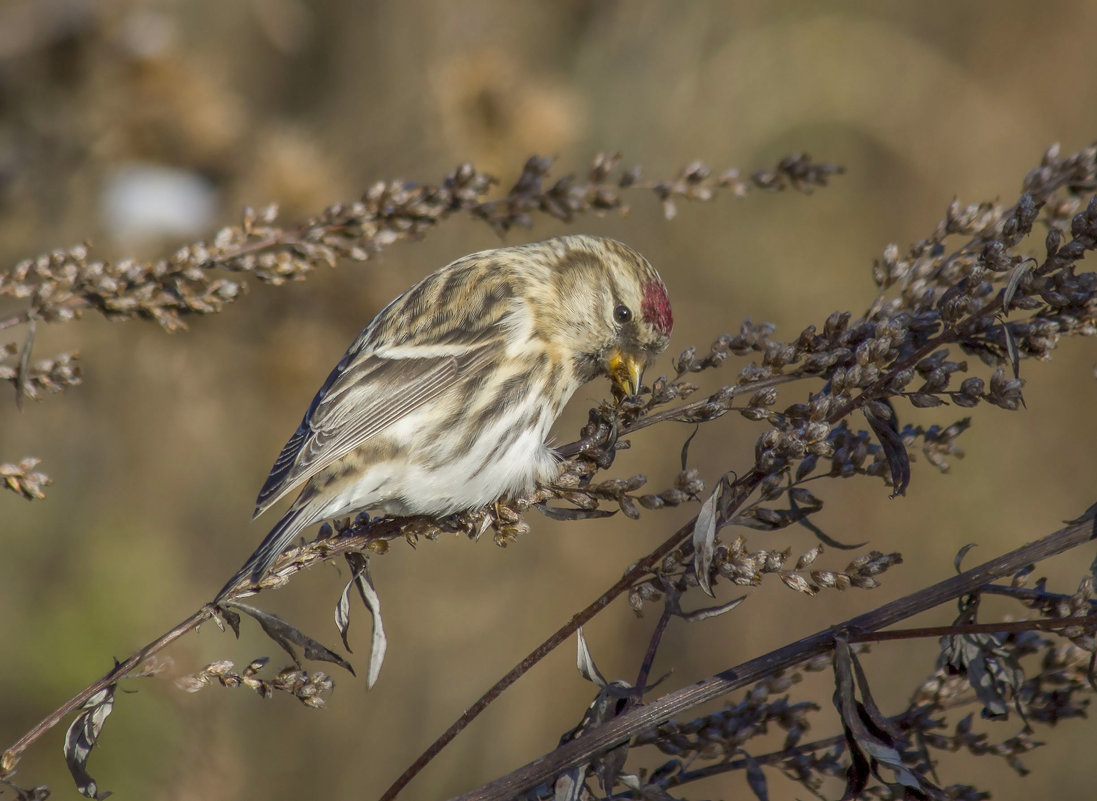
[308,401,560,522]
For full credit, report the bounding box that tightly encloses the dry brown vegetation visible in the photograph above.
[3,3,1097,801]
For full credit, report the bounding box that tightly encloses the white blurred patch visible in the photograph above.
[119,10,176,58]
[101,164,218,244]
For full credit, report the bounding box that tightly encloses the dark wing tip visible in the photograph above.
[254,425,310,516]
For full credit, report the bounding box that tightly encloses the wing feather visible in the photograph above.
[254,341,497,516]
[253,254,530,517]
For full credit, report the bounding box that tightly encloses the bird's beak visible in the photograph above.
[608,350,645,397]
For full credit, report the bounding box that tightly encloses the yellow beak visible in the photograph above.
[608,351,645,397]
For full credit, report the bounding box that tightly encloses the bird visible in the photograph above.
[216,235,672,599]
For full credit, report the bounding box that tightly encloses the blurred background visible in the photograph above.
[2,2,1097,799]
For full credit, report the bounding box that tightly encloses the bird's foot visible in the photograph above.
[488,500,528,546]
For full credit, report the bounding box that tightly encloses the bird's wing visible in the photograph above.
[254,338,498,517]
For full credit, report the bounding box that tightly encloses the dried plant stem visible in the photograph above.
[1,604,216,773]
[6,143,1096,798]
[628,615,1093,801]
[447,515,1097,801]
[665,733,852,791]
[852,615,1097,644]
[1,514,409,771]
[378,470,764,801]
[982,583,1097,607]
[0,465,762,781]
[619,648,1080,798]
[0,154,839,338]
[634,600,675,693]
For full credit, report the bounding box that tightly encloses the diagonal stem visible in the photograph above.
[447,514,1097,801]
[378,470,763,801]
[1,605,216,774]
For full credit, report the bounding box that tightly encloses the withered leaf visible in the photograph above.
[0,779,50,801]
[335,572,355,653]
[953,543,978,573]
[1063,499,1097,525]
[559,655,634,801]
[226,602,354,675]
[1003,260,1030,312]
[536,504,617,521]
[680,424,699,470]
[212,604,241,638]
[863,402,910,497]
[692,478,724,598]
[553,770,586,801]
[679,594,747,623]
[575,628,607,688]
[347,553,388,689]
[63,684,115,799]
[1001,320,1021,380]
[833,638,936,799]
[332,554,388,688]
[937,598,1024,721]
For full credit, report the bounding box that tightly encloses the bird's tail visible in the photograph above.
[215,505,312,602]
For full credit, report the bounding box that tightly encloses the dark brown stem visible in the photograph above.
[377,470,763,801]
[1,604,216,775]
[374,535,688,801]
[446,515,1097,801]
[982,582,1097,607]
[0,512,406,774]
[634,599,675,694]
[619,614,1097,797]
[851,615,1097,643]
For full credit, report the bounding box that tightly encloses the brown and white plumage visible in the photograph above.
[219,235,672,596]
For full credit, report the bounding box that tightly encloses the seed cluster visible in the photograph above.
[0,153,842,499]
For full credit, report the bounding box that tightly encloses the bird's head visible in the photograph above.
[605,274,673,397]
[533,236,673,397]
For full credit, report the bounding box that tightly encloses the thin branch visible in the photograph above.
[615,612,1097,799]
[4,142,1096,798]
[1,605,215,774]
[851,615,1097,644]
[555,374,800,460]
[447,514,1097,801]
[981,582,1097,608]
[0,154,842,336]
[0,463,759,780]
[634,597,675,694]
[377,470,764,801]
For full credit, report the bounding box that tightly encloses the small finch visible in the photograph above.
[218,235,672,597]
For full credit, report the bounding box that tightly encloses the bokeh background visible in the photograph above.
[3,2,1097,799]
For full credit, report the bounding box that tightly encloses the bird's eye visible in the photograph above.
[613,304,633,324]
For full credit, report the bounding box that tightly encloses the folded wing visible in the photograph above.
[254,335,499,517]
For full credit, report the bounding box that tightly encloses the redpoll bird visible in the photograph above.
[218,235,672,597]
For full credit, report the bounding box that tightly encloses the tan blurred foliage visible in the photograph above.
[2,1,1097,800]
